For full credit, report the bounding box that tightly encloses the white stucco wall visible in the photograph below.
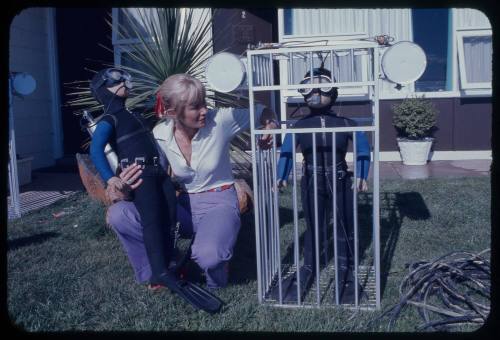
[9,8,61,169]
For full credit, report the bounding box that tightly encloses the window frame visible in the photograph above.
[114,44,132,66]
[112,8,161,47]
[411,8,453,94]
[112,8,145,46]
[112,7,214,68]
[456,28,492,90]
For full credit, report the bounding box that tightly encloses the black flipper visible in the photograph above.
[283,266,314,303]
[269,273,296,301]
[338,280,367,305]
[269,266,314,303]
[156,271,223,314]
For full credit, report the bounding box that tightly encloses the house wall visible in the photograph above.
[212,9,275,108]
[286,97,492,153]
[57,8,113,156]
[452,97,492,150]
[9,8,59,169]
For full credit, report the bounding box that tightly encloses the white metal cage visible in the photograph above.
[247,42,381,309]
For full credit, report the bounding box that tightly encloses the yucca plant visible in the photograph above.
[66,8,252,166]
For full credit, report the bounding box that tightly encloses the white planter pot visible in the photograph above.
[397,138,433,165]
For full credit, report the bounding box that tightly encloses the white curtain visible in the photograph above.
[290,9,368,36]
[288,51,364,86]
[285,8,414,95]
[367,8,412,42]
[367,9,413,95]
[454,8,491,29]
[286,8,412,41]
[463,35,492,83]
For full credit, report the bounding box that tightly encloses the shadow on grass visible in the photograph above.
[229,210,259,284]
[232,203,309,286]
[229,190,431,295]
[357,191,430,296]
[8,232,60,251]
[278,206,304,226]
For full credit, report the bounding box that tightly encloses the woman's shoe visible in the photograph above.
[147,283,166,292]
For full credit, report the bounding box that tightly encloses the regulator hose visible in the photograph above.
[369,249,490,331]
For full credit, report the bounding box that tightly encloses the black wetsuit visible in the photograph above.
[296,109,356,284]
[90,88,177,283]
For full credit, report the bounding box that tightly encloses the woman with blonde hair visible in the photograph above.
[107,73,278,291]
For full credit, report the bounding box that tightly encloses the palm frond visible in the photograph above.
[66,7,254,164]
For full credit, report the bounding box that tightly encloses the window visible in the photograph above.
[283,8,293,35]
[456,30,492,89]
[412,9,451,92]
[114,45,151,71]
[112,8,155,45]
[114,46,157,109]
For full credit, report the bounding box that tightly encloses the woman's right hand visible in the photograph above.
[106,176,128,203]
[119,163,143,190]
[105,164,144,203]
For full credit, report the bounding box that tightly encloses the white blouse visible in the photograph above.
[153,104,265,193]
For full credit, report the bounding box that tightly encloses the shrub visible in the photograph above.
[392,96,437,140]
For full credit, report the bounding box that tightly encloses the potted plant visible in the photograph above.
[392,96,437,165]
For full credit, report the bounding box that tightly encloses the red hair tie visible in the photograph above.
[154,92,165,118]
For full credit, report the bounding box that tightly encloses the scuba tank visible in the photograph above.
[82,110,119,173]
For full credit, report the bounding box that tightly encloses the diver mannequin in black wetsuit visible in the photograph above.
[275,67,371,304]
[89,68,222,313]
[90,68,177,284]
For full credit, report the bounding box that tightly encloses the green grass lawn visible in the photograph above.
[7,177,490,332]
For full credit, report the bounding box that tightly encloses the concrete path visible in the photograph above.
[373,159,491,180]
[7,172,84,220]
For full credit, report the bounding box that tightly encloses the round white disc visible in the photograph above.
[381,41,427,84]
[12,73,37,95]
[205,52,246,93]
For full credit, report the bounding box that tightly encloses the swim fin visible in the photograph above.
[269,266,314,303]
[155,271,223,314]
[268,273,295,302]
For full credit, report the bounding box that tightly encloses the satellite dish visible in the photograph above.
[11,72,37,96]
[381,41,427,84]
[205,52,247,93]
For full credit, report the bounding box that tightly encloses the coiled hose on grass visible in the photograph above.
[370,249,490,331]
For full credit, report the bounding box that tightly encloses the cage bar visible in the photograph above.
[248,43,380,309]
